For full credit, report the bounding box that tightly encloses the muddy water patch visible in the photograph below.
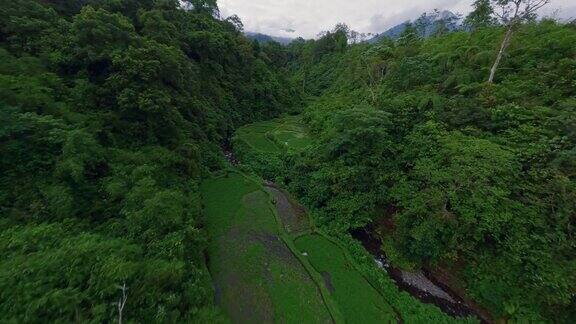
[320,271,335,293]
[264,182,311,234]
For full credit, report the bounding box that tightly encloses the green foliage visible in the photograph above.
[295,234,397,323]
[260,19,575,323]
[391,122,520,263]
[287,108,397,230]
[0,0,294,322]
[464,0,497,30]
[3,1,575,322]
[200,173,333,323]
[72,6,136,63]
[314,31,348,59]
[0,222,139,322]
[233,116,311,180]
[184,0,219,15]
[397,23,421,47]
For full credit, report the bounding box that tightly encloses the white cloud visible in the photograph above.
[218,0,576,39]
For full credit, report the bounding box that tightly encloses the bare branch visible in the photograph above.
[527,0,550,13]
[487,0,550,83]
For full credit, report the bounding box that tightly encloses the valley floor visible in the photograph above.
[200,170,398,323]
[201,116,481,323]
[201,172,334,323]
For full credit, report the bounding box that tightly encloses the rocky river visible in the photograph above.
[351,228,492,323]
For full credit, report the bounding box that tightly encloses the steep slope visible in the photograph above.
[0,0,297,322]
[280,20,576,323]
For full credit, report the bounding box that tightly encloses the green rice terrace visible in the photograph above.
[200,173,333,323]
[233,115,313,154]
[200,116,478,323]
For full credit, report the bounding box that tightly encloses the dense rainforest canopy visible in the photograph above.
[249,14,575,323]
[1,0,575,323]
[0,0,297,322]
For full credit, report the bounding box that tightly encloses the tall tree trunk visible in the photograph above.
[488,25,514,83]
[117,282,128,324]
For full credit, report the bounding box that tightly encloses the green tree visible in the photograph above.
[139,10,179,46]
[183,0,219,15]
[413,13,430,37]
[1,0,292,322]
[397,23,420,47]
[72,6,135,65]
[488,0,550,83]
[391,122,520,262]
[464,0,497,30]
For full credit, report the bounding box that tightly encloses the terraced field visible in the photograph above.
[202,117,402,323]
[234,115,312,153]
[295,234,397,323]
[201,116,474,323]
[201,171,399,323]
[200,173,333,323]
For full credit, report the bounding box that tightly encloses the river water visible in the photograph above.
[351,228,491,323]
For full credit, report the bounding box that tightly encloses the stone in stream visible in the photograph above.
[400,270,456,303]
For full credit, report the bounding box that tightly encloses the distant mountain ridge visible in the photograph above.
[245,32,294,45]
[369,10,460,43]
[245,10,459,45]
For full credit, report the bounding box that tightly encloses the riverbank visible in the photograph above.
[351,227,493,323]
[218,115,481,323]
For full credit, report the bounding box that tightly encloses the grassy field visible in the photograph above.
[200,172,332,323]
[295,234,398,324]
[201,117,399,323]
[235,115,312,153]
[202,116,467,323]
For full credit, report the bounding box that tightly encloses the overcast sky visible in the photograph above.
[218,0,576,39]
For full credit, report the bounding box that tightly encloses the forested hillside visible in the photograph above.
[0,0,297,322]
[253,16,575,323]
[1,0,575,323]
